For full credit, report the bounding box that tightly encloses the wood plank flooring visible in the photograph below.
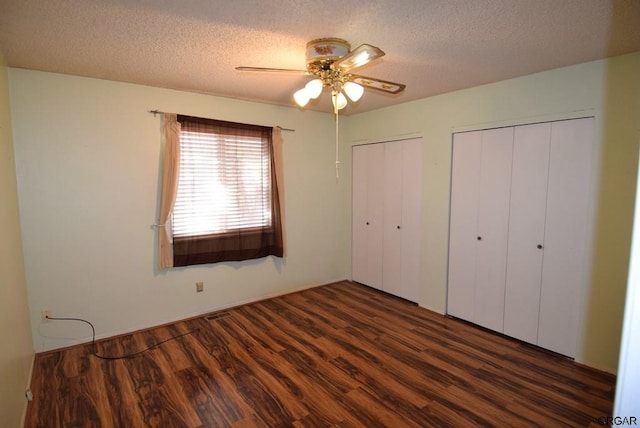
[25,281,616,427]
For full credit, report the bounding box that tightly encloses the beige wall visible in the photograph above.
[7,53,638,375]
[0,58,34,425]
[346,52,640,372]
[8,69,351,353]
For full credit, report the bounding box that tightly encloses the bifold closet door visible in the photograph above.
[383,142,403,297]
[399,138,423,303]
[537,117,594,357]
[503,123,551,344]
[449,117,594,357]
[352,143,384,290]
[448,127,513,331]
[383,138,422,302]
[448,131,482,322]
[474,127,514,331]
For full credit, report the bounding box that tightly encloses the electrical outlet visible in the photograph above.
[41,309,51,322]
[196,281,204,293]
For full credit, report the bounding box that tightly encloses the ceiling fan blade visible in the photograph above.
[349,75,406,94]
[236,66,309,75]
[332,44,385,72]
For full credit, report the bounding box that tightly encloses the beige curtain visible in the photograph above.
[157,113,181,270]
[273,127,287,257]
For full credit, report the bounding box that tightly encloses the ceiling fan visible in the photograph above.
[236,37,406,111]
[237,38,405,180]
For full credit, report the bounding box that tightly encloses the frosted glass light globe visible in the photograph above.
[343,82,364,102]
[293,88,310,107]
[305,79,323,99]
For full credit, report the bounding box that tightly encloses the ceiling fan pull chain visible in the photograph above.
[333,91,340,181]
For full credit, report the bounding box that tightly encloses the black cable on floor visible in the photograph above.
[45,316,199,360]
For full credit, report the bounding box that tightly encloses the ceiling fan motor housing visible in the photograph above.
[305,38,350,65]
[305,38,351,88]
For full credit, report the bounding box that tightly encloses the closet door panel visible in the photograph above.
[503,123,551,343]
[474,127,514,332]
[448,131,482,322]
[538,117,594,357]
[352,144,385,290]
[366,144,385,290]
[383,141,403,297]
[400,138,423,303]
[352,145,369,284]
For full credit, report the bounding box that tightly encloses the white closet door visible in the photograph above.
[352,145,368,284]
[383,141,404,297]
[399,138,423,302]
[503,123,551,343]
[352,144,385,289]
[474,127,514,332]
[538,117,594,357]
[383,138,423,302]
[448,131,482,322]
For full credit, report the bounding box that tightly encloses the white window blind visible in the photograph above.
[172,129,272,238]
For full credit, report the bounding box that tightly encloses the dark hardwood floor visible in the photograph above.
[25,281,616,427]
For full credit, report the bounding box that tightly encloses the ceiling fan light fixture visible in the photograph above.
[332,91,348,111]
[305,79,323,99]
[293,88,310,107]
[343,82,364,102]
[237,37,405,180]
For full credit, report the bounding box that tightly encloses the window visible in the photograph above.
[171,115,284,266]
[173,123,272,237]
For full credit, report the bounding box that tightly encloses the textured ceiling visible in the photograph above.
[1,0,639,114]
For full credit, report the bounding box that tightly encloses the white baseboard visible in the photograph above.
[36,279,345,354]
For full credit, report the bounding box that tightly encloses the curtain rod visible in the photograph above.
[147,110,295,132]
